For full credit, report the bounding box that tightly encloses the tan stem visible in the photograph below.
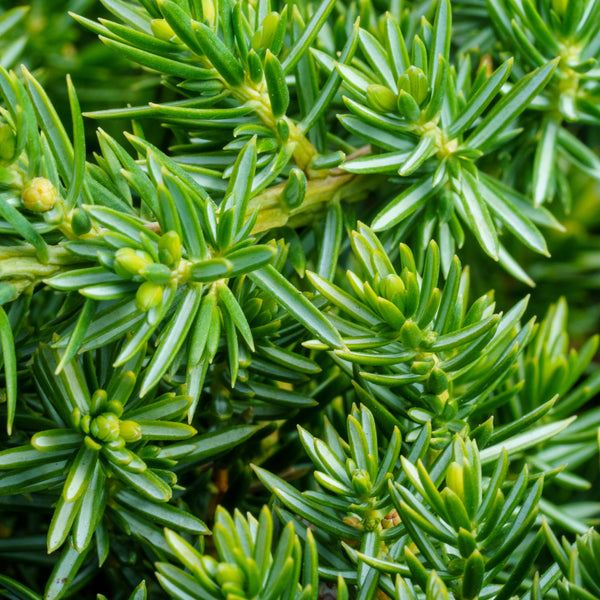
[249,171,379,234]
[249,145,376,233]
[0,245,88,297]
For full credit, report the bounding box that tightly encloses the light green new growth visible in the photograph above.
[0,1,599,599]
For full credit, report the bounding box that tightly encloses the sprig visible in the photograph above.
[0,1,599,599]
[306,222,534,444]
[332,3,559,279]
[0,346,200,557]
[157,506,319,600]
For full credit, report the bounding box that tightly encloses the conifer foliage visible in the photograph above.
[0,0,599,599]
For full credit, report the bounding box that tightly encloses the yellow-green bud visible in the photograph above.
[22,177,58,212]
[378,274,406,307]
[201,0,215,25]
[398,66,429,105]
[140,263,172,285]
[106,400,124,417]
[119,420,142,443]
[420,330,437,349]
[223,583,247,597]
[114,248,153,278]
[71,408,81,429]
[135,281,164,312]
[552,0,568,14]
[0,122,16,162]
[150,19,179,42]
[363,510,381,532]
[90,413,121,443]
[158,231,182,266]
[215,563,245,589]
[351,468,372,497]
[400,319,422,349]
[84,435,102,451]
[446,462,464,498]
[251,29,263,50]
[80,414,91,434]
[91,389,108,414]
[366,85,397,113]
[377,297,405,329]
[258,12,280,48]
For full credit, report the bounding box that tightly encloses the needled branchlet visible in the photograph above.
[0,1,599,600]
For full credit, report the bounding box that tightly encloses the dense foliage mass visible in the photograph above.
[0,0,599,599]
